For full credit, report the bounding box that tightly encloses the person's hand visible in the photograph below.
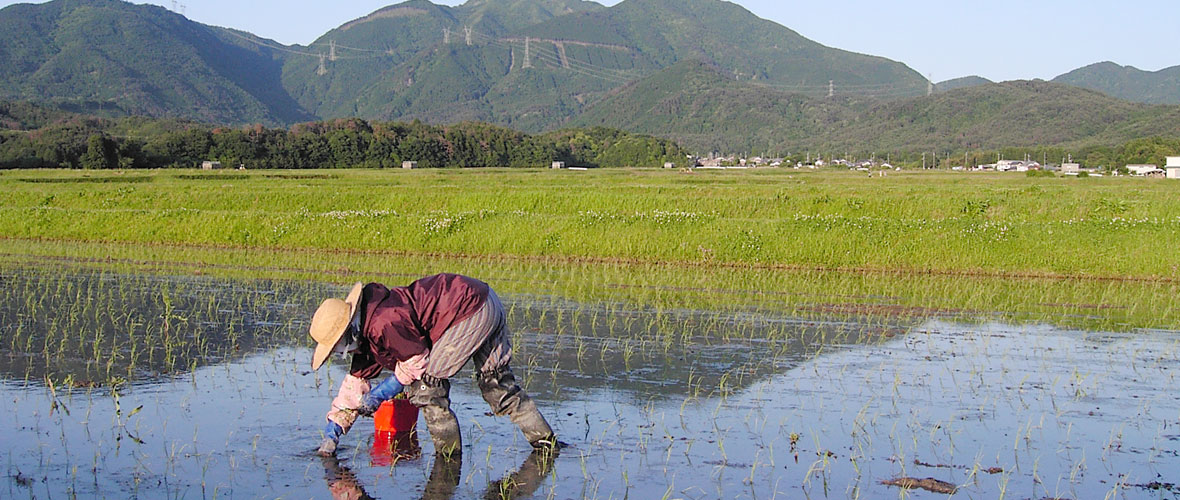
[317,420,344,456]
[317,437,338,456]
[357,375,404,416]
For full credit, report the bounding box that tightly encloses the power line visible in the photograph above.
[469,31,639,83]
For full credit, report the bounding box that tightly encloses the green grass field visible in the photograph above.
[2,168,1178,279]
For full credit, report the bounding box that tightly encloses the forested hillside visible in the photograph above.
[0,0,314,125]
[1053,62,1180,105]
[572,61,1180,153]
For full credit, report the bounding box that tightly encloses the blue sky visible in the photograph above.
[3,0,1175,82]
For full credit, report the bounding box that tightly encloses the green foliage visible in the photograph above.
[1053,61,1180,105]
[0,0,313,125]
[0,105,685,169]
[572,61,1180,155]
[80,134,117,169]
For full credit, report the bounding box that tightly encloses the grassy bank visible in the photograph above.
[2,233,1177,332]
[1,168,1178,279]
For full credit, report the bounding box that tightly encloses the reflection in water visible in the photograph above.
[321,455,375,500]
[481,447,559,500]
[322,447,559,500]
[2,267,1177,498]
[371,430,421,467]
[0,268,901,401]
[0,268,328,384]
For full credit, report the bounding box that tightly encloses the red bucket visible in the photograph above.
[374,399,418,433]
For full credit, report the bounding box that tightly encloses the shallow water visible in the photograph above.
[2,269,1178,499]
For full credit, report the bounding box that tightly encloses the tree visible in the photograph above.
[80,134,118,169]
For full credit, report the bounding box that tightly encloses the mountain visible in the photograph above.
[569,59,860,153]
[280,0,929,130]
[520,0,926,93]
[0,0,929,131]
[0,0,314,125]
[1053,62,1180,105]
[935,76,991,93]
[571,61,1180,152]
[11,0,1175,156]
[451,0,603,33]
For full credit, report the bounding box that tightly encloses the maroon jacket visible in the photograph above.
[349,273,490,379]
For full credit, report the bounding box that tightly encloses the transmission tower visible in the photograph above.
[443,28,450,44]
[828,80,834,98]
[329,40,337,62]
[464,26,472,46]
[317,54,328,76]
[927,73,934,96]
[522,37,532,68]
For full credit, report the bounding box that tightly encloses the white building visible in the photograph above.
[1126,164,1164,176]
[1167,157,1180,179]
[1061,163,1081,174]
[996,160,1041,172]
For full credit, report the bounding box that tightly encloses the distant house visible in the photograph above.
[402,161,417,169]
[551,161,565,169]
[996,160,1039,172]
[201,161,222,170]
[1127,164,1164,176]
[1167,157,1180,179]
[663,162,675,169]
[996,160,1020,171]
[1061,163,1081,174]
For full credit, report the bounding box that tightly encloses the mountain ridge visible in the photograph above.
[1053,61,1180,105]
[571,60,1180,153]
[0,0,315,124]
[1,0,1178,155]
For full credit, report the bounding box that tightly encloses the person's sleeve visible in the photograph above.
[394,349,429,384]
[325,374,371,432]
[359,374,405,414]
[348,349,383,379]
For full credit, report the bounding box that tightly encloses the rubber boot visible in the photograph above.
[407,376,462,456]
[479,366,555,449]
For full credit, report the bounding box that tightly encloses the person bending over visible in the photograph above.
[309,274,555,456]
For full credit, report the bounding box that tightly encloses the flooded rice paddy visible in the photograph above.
[1,267,1178,499]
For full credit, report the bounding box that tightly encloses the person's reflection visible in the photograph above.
[320,455,376,500]
[421,452,463,500]
[321,446,559,500]
[481,447,560,500]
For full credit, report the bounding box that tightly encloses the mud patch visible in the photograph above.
[881,477,957,494]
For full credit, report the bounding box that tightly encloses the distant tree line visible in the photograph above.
[0,116,686,170]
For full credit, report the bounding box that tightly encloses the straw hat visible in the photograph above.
[310,282,364,370]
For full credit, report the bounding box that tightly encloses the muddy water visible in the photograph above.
[1,270,1178,499]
